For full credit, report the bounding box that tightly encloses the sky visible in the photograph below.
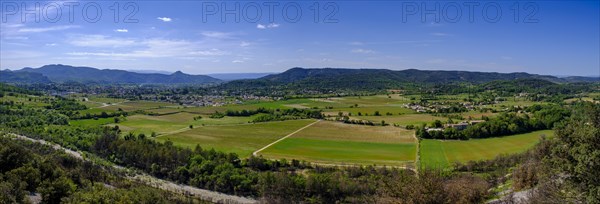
[1,0,599,76]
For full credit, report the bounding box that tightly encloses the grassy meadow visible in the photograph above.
[154,119,316,157]
[420,130,554,168]
[260,121,417,166]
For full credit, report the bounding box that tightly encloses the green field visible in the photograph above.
[357,114,447,126]
[262,138,416,166]
[260,121,417,166]
[113,112,260,135]
[420,130,554,168]
[70,118,114,126]
[155,119,316,157]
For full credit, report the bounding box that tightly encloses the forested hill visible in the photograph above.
[220,67,597,91]
[262,68,560,84]
[10,64,222,84]
[0,70,52,83]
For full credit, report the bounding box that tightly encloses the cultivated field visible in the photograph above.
[112,112,257,136]
[260,121,417,166]
[420,130,554,168]
[358,114,447,126]
[155,119,316,157]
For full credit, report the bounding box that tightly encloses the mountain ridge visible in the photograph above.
[11,64,221,84]
[3,65,598,86]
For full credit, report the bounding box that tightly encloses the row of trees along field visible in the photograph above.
[210,107,324,122]
[417,104,570,140]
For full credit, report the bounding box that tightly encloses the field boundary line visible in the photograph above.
[252,120,321,156]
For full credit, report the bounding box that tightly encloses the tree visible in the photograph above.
[432,120,443,128]
[548,103,600,203]
[38,176,76,204]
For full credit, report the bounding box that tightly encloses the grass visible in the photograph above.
[155,120,316,157]
[0,95,50,107]
[260,121,417,166]
[87,96,127,104]
[114,114,189,135]
[333,106,415,116]
[262,138,416,166]
[420,130,554,168]
[357,114,447,126]
[113,112,262,136]
[288,121,415,143]
[70,118,114,126]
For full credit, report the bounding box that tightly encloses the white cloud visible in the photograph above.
[430,32,450,36]
[351,49,375,54]
[257,23,280,29]
[68,35,136,47]
[201,31,234,39]
[45,43,57,46]
[114,29,128,33]
[18,25,78,33]
[232,60,244,63]
[3,36,29,40]
[157,17,172,22]
[240,41,251,47]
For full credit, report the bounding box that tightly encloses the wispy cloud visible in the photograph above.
[3,36,29,40]
[68,35,136,48]
[430,32,450,36]
[232,60,244,63]
[201,31,234,39]
[157,17,172,22]
[257,23,280,29]
[67,37,229,58]
[240,41,251,47]
[114,29,128,33]
[351,48,375,54]
[349,41,364,46]
[18,25,78,33]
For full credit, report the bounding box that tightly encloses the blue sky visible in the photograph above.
[1,1,598,76]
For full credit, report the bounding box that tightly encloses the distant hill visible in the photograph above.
[208,73,276,81]
[0,70,52,83]
[222,67,597,91]
[13,64,221,84]
[127,69,173,75]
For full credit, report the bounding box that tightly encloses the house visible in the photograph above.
[426,128,444,133]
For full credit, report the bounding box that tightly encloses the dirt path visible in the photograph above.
[156,126,194,137]
[253,120,321,156]
[3,133,257,204]
[412,132,420,174]
[84,97,129,109]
